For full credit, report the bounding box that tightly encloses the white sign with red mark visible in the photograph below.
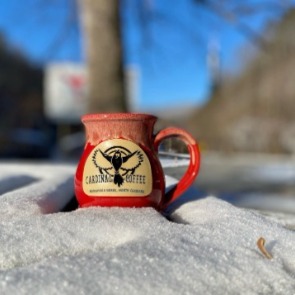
[44,63,87,123]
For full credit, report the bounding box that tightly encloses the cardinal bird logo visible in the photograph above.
[92,145,144,187]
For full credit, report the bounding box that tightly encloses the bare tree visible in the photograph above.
[78,0,127,113]
[77,0,292,114]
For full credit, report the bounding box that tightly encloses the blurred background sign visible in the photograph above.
[44,63,87,123]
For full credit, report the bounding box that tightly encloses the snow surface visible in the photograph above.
[0,163,74,220]
[0,161,294,294]
[231,193,295,214]
[159,158,189,168]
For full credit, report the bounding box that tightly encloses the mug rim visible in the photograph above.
[81,113,157,122]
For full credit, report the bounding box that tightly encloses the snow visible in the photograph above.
[0,163,74,220]
[159,157,189,168]
[252,164,295,184]
[231,193,295,214]
[0,161,294,294]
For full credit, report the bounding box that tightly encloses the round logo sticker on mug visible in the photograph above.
[82,139,153,197]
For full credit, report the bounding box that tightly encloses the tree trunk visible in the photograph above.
[79,0,127,112]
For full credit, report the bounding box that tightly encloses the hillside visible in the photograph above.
[188,9,295,154]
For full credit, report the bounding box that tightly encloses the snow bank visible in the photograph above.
[0,161,294,294]
[231,193,295,214]
[0,198,294,294]
[0,163,75,219]
[160,157,189,168]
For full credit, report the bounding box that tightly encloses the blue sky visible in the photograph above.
[0,0,293,111]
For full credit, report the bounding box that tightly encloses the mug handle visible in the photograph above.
[154,127,201,210]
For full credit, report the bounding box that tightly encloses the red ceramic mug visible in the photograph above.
[75,113,200,210]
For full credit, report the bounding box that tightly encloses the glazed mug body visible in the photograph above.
[74,113,200,210]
